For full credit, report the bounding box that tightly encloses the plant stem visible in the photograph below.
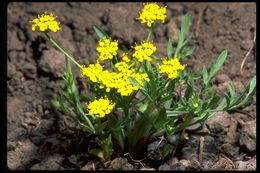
[44,32,82,69]
[166,108,227,116]
[146,27,153,42]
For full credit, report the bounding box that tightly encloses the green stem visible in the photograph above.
[44,32,82,69]
[146,27,153,42]
[166,108,227,116]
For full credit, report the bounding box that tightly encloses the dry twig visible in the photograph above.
[124,152,146,168]
[240,28,256,75]
[198,136,204,163]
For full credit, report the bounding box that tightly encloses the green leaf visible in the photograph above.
[128,76,142,89]
[228,75,256,110]
[181,13,190,35]
[167,39,173,59]
[207,95,220,109]
[93,25,109,40]
[248,75,256,94]
[51,98,61,108]
[202,65,208,85]
[180,48,194,58]
[207,50,228,83]
[162,143,172,158]
[175,13,190,57]
[89,148,105,162]
[129,104,165,151]
[184,83,193,99]
[228,82,235,98]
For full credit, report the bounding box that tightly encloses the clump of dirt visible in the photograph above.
[7,2,256,170]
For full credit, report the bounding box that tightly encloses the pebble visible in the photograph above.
[215,74,230,84]
[108,157,134,170]
[239,120,256,152]
[158,164,171,170]
[81,161,96,170]
[31,135,45,146]
[168,134,180,145]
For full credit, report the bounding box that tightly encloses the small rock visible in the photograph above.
[168,134,180,145]
[233,81,245,93]
[186,123,203,133]
[158,163,171,170]
[180,136,199,161]
[81,161,96,170]
[205,112,231,133]
[42,100,52,110]
[215,74,230,84]
[171,162,186,171]
[180,135,218,165]
[39,49,66,78]
[236,156,256,170]
[24,112,33,118]
[224,119,238,144]
[68,154,78,165]
[36,87,42,93]
[31,135,45,146]
[147,140,165,161]
[108,157,134,170]
[7,141,16,151]
[240,39,253,51]
[8,63,17,78]
[22,62,37,79]
[239,120,256,152]
[139,167,155,170]
[210,155,235,170]
[36,104,43,114]
[30,154,63,170]
[179,159,201,170]
[18,51,26,59]
[167,157,179,166]
[221,143,240,158]
[17,128,28,139]
[8,31,24,51]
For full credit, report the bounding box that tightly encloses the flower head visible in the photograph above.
[132,41,157,62]
[31,12,61,32]
[159,57,185,79]
[87,98,115,118]
[138,3,167,27]
[81,55,149,96]
[96,38,119,61]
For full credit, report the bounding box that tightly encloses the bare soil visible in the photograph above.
[7,2,256,170]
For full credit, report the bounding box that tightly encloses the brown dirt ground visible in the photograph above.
[7,2,256,170]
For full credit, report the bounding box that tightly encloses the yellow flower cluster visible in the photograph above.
[96,38,119,61]
[31,12,61,32]
[159,58,185,79]
[138,3,167,27]
[87,98,115,118]
[81,54,149,96]
[132,41,157,62]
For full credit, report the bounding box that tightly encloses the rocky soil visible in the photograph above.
[7,2,256,170]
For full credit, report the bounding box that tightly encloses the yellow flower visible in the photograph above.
[81,54,150,96]
[87,98,115,118]
[96,38,119,61]
[31,12,61,32]
[132,41,157,62]
[159,57,185,79]
[137,3,167,27]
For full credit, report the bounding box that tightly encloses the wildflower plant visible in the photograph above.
[31,4,256,162]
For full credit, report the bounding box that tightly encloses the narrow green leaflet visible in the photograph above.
[93,25,109,40]
[202,65,208,85]
[175,13,190,57]
[206,50,228,84]
[167,39,173,59]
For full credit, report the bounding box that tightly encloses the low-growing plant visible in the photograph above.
[31,3,256,162]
